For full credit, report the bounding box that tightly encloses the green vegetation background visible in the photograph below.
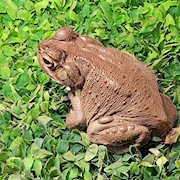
[0,0,180,179]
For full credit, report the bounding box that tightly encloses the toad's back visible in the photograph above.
[73,44,167,126]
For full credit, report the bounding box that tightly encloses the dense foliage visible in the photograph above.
[0,0,180,179]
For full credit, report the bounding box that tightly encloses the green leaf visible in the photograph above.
[125,24,133,32]
[80,132,91,146]
[16,72,29,88]
[151,58,165,70]
[96,173,104,180]
[8,174,22,180]
[0,152,9,161]
[162,1,176,11]
[7,157,23,170]
[0,104,5,111]
[156,156,168,172]
[104,161,124,172]
[154,9,163,21]
[1,65,11,79]
[30,105,39,120]
[37,115,52,125]
[26,83,36,91]
[68,167,79,179]
[35,0,49,15]
[63,151,75,161]
[9,137,23,156]
[2,45,15,56]
[165,14,175,27]
[24,156,34,171]
[75,159,90,172]
[40,101,49,112]
[82,4,90,18]
[140,16,157,33]
[140,161,154,167]
[33,159,42,176]
[56,140,69,154]
[127,33,136,48]
[98,1,112,22]
[24,0,34,11]
[0,0,7,13]
[74,153,84,161]
[1,28,10,41]
[143,154,154,164]
[17,9,31,20]
[44,91,49,101]
[69,10,81,23]
[175,160,180,169]
[84,171,92,180]
[3,85,12,98]
[49,166,59,178]
[10,84,21,100]
[84,144,98,161]
[130,162,139,175]
[35,149,53,158]
[38,73,50,84]
[6,0,18,20]
[30,138,43,154]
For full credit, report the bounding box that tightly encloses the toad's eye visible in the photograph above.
[43,58,51,65]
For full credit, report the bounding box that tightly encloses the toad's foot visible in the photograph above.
[164,125,180,144]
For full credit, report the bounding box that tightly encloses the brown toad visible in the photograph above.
[37,27,178,154]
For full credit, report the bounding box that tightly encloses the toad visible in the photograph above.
[37,27,179,154]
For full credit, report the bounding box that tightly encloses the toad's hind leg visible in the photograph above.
[160,93,179,144]
[87,116,151,154]
[160,93,178,127]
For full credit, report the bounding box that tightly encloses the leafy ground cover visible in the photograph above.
[0,0,180,179]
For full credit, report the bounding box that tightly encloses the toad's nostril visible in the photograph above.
[43,58,51,65]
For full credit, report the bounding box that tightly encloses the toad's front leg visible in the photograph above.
[87,116,151,154]
[66,90,86,130]
[55,62,86,129]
